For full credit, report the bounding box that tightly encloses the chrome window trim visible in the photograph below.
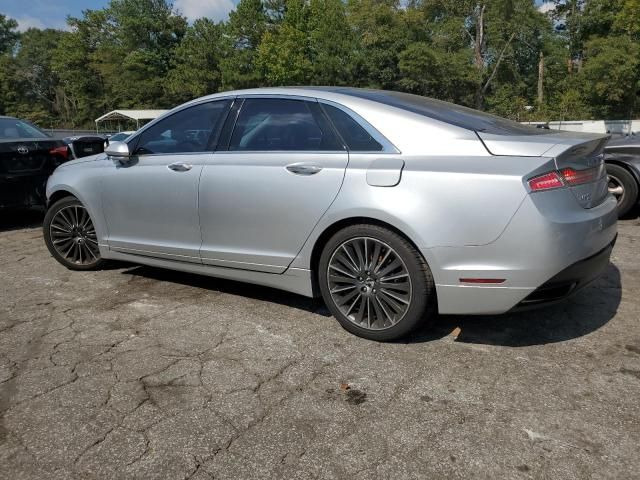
[317,99,400,154]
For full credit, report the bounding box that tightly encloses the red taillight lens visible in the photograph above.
[528,171,564,191]
[49,145,69,161]
[559,167,599,186]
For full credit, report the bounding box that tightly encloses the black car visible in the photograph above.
[0,116,71,209]
[605,135,640,218]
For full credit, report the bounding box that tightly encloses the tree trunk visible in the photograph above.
[537,51,544,105]
[474,4,486,109]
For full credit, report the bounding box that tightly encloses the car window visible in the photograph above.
[0,118,48,139]
[109,132,130,142]
[321,104,383,152]
[229,98,343,151]
[135,100,230,154]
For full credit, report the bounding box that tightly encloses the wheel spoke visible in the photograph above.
[380,288,410,305]
[341,245,359,273]
[377,258,403,278]
[344,293,362,317]
[334,251,359,275]
[51,222,71,233]
[329,274,357,285]
[375,296,394,326]
[331,284,357,294]
[353,239,366,271]
[378,281,411,292]
[368,241,382,271]
[329,264,356,278]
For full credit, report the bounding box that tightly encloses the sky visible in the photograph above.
[1,0,552,32]
[0,0,238,31]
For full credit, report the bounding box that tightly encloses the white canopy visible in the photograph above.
[95,109,168,130]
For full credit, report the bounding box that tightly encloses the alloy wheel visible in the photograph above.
[327,237,412,330]
[608,174,625,203]
[49,205,100,266]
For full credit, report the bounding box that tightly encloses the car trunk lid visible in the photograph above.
[477,130,610,209]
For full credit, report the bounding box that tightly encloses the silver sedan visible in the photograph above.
[43,88,617,340]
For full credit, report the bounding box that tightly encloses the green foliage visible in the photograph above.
[0,14,18,54]
[578,36,640,118]
[1,0,639,127]
[166,19,224,102]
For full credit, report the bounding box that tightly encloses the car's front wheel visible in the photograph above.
[606,163,638,218]
[43,196,105,270]
[318,224,437,341]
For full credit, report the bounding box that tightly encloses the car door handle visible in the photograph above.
[168,162,193,172]
[285,163,323,175]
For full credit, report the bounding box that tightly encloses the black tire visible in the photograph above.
[318,224,437,341]
[606,163,638,218]
[43,196,106,271]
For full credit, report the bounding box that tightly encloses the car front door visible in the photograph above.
[102,99,231,262]
[198,97,349,273]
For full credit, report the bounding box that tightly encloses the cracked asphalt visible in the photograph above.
[1,210,639,479]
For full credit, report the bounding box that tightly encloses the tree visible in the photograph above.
[0,14,18,54]
[220,0,270,89]
[166,19,225,102]
[0,15,19,114]
[578,36,640,118]
[8,29,65,126]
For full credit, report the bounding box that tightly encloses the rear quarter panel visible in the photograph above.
[290,152,550,280]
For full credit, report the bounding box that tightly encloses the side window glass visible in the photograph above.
[229,99,343,151]
[322,104,383,152]
[135,100,230,154]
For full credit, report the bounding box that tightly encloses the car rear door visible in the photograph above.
[198,96,348,273]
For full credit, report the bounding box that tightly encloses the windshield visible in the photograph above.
[0,117,49,139]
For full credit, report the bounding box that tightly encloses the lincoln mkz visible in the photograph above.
[43,88,617,340]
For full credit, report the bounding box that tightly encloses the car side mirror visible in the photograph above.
[105,141,131,159]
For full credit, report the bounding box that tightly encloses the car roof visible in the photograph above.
[197,87,545,136]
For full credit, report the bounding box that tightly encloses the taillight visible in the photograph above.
[528,172,564,191]
[559,167,599,186]
[49,145,70,165]
[528,166,601,192]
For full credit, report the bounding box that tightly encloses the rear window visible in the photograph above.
[322,104,383,151]
[0,118,48,139]
[326,89,550,136]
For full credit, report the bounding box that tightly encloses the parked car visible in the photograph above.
[604,135,640,217]
[63,135,106,160]
[0,115,70,209]
[106,131,135,144]
[43,88,617,341]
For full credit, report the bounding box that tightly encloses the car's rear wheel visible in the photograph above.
[318,224,437,341]
[606,163,638,218]
[43,197,105,270]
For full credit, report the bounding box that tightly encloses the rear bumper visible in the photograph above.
[513,235,615,309]
[427,190,618,315]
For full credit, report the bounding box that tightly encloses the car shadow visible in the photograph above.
[124,262,621,347]
[0,208,44,233]
[120,265,331,316]
[407,263,622,347]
